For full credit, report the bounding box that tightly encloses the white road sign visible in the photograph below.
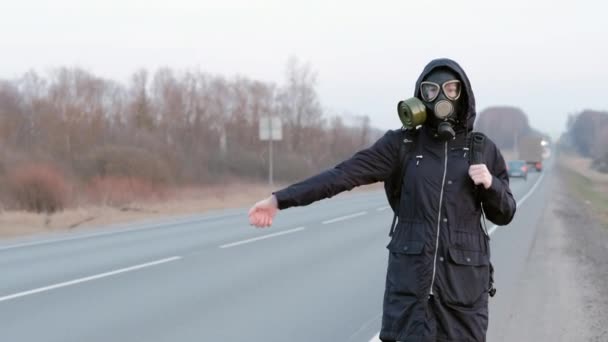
[259,117,282,141]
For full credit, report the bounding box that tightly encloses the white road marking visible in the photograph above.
[370,172,547,341]
[0,212,244,252]
[219,227,305,248]
[488,172,546,235]
[376,206,391,211]
[0,256,182,303]
[487,226,499,235]
[322,211,368,224]
[349,313,383,341]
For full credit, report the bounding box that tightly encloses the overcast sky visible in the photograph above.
[2,0,606,138]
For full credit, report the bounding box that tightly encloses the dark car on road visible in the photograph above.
[507,160,528,180]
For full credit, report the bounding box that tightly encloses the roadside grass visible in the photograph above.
[559,156,608,229]
[0,181,383,239]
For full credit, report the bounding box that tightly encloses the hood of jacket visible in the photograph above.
[414,58,476,132]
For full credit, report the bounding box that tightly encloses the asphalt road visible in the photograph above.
[0,163,549,342]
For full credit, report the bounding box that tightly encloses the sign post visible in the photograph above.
[259,117,282,186]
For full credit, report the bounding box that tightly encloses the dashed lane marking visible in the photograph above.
[0,256,182,303]
[322,212,368,225]
[219,227,306,248]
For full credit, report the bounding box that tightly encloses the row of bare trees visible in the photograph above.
[562,110,608,172]
[0,58,376,212]
[475,106,534,149]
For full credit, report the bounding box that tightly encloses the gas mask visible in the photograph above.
[397,68,463,140]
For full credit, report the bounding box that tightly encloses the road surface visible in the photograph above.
[0,164,550,341]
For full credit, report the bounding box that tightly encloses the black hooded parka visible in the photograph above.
[273,59,516,342]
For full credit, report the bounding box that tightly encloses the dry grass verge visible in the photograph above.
[559,153,608,228]
[0,181,383,239]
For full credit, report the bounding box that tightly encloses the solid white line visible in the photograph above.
[376,206,391,211]
[516,172,546,205]
[219,227,305,248]
[370,171,547,341]
[0,212,244,252]
[349,312,383,341]
[487,225,499,235]
[0,256,182,303]
[322,211,368,224]
[0,230,144,252]
[488,172,546,236]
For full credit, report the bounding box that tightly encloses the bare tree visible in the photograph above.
[277,56,323,156]
[0,61,380,210]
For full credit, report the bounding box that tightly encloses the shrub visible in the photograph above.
[86,176,167,207]
[7,163,68,213]
[76,145,173,185]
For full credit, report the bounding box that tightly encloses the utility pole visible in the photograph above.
[268,119,273,186]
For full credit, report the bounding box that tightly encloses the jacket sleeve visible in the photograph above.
[480,142,517,226]
[273,130,400,210]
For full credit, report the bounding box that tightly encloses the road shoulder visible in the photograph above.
[499,169,608,341]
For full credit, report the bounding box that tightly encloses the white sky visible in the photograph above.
[2,0,606,138]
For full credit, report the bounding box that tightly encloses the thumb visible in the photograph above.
[253,198,271,211]
[249,195,277,214]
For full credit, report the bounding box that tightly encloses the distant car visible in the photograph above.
[507,160,528,180]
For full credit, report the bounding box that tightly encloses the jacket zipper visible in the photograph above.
[429,141,448,295]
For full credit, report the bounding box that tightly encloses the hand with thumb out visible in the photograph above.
[248,195,279,228]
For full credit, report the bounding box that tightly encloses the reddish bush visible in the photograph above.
[86,176,167,207]
[7,163,68,213]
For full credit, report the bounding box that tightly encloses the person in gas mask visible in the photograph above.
[248,58,516,342]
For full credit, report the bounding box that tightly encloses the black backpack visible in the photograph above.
[384,129,487,237]
[383,129,496,297]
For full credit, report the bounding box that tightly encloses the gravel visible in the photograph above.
[498,169,608,341]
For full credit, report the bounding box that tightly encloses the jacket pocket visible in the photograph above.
[387,240,424,255]
[442,246,490,307]
[448,246,489,266]
[385,229,427,298]
[452,229,487,253]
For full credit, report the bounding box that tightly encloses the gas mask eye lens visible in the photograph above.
[420,82,440,102]
[442,80,461,100]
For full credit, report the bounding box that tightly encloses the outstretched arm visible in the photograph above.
[273,130,400,209]
[249,130,401,227]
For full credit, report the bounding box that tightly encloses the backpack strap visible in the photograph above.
[469,131,497,297]
[469,131,487,165]
[386,128,418,237]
